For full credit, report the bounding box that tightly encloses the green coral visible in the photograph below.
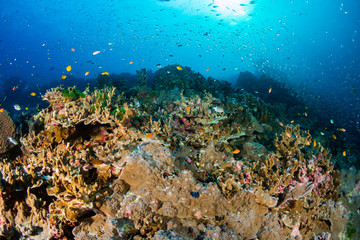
[346,222,357,239]
[111,107,126,120]
[62,87,85,100]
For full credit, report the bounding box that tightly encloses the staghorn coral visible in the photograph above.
[0,111,16,154]
[0,83,352,239]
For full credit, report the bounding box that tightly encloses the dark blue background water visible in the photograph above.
[0,0,359,134]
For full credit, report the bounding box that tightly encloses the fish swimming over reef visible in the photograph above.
[14,104,21,111]
[7,137,18,145]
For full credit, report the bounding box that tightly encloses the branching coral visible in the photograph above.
[0,82,350,239]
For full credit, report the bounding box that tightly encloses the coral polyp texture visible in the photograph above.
[0,84,356,239]
[0,111,16,154]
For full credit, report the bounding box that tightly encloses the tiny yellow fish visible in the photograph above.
[101,72,109,75]
[268,88,272,93]
[85,71,89,76]
[129,61,134,64]
[0,108,4,113]
[186,106,191,114]
[304,112,308,117]
[145,133,153,138]
[61,75,67,79]
[313,139,316,147]
[71,48,75,52]
[343,151,346,157]
[232,149,240,154]
[12,86,18,91]
[66,65,71,71]
[93,51,101,55]
[337,128,346,132]
[176,66,183,70]
[305,106,308,109]
[332,134,337,140]
[30,92,36,96]
[206,67,210,71]
[290,120,294,123]
[279,122,284,127]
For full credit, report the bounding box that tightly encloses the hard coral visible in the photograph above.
[0,111,16,154]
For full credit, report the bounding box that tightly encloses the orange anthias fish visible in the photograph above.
[93,51,101,55]
[342,151,346,157]
[71,48,75,52]
[206,68,210,71]
[313,139,316,147]
[12,86,18,91]
[233,149,240,154]
[176,66,183,70]
[66,65,71,71]
[186,106,191,114]
[0,108,4,113]
[146,133,153,138]
[61,75,67,79]
[30,92,36,96]
[85,71,90,76]
[268,88,272,93]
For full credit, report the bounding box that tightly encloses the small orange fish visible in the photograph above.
[304,112,308,117]
[30,92,36,96]
[313,139,316,147]
[176,66,183,70]
[279,122,284,127]
[186,106,191,114]
[290,120,294,123]
[101,72,109,75]
[66,65,71,71]
[342,151,346,157]
[337,128,346,132]
[12,86,18,91]
[145,133,153,138]
[268,88,272,93]
[332,134,337,140]
[0,108,4,113]
[85,71,89,76]
[206,67,210,71]
[71,48,75,52]
[93,51,101,55]
[129,61,134,64]
[61,75,67,79]
[233,149,240,154]
[90,159,104,165]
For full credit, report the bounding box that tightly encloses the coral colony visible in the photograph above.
[0,65,359,239]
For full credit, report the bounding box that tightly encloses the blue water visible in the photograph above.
[0,0,359,139]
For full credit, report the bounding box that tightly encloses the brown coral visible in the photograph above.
[0,111,16,154]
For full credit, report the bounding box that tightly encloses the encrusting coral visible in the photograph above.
[0,81,353,239]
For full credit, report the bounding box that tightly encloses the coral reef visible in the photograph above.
[0,111,16,154]
[0,80,354,239]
